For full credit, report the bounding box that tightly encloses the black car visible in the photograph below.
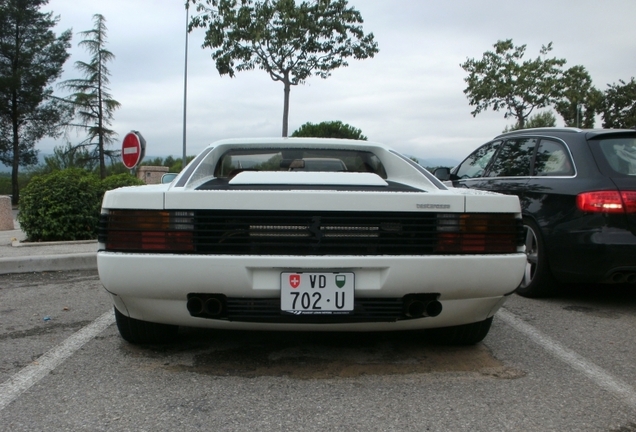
[435,128,636,297]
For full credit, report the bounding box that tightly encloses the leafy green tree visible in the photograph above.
[28,142,96,177]
[554,65,602,128]
[60,14,120,179]
[168,155,196,173]
[104,161,129,176]
[599,78,636,129]
[292,120,367,140]
[163,155,175,168]
[0,0,72,204]
[140,156,165,167]
[189,0,379,137]
[461,39,566,129]
[502,111,557,132]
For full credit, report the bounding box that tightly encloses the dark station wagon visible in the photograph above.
[435,128,636,297]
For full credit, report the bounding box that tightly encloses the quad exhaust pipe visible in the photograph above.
[405,298,442,318]
[187,295,226,317]
[608,272,636,284]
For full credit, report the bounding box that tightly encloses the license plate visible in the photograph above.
[281,272,354,315]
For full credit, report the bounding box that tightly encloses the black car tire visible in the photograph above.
[516,218,557,298]
[114,307,179,344]
[425,317,493,345]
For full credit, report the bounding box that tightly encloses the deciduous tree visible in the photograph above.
[554,65,602,128]
[461,39,565,129]
[188,0,378,137]
[599,77,636,129]
[502,111,557,133]
[292,120,367,140]
[0,0,72,204]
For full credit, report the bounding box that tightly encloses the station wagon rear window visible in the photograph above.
[599,138,636,176]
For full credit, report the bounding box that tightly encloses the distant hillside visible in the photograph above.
[0,153,50,173]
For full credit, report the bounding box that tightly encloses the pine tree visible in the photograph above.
[61,14,120,179]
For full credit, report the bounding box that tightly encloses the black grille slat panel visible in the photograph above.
[225,297,406,323]
[194,210,437,255]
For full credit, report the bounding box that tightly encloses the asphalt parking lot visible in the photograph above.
[0,269,635,431]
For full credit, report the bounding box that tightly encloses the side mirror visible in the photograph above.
[161,173,178,184]
[433,167,451,181]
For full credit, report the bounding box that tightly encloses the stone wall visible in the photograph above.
[137,166,169,185]
[0,195,14,230]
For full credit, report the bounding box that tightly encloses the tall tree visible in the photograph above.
[599,77,636,129]
[61,14,120,179]
[0,0,72,204]
[188,0,379,137]
[292,120,367,140]
[554,65,602,128]
[460,39,566,129]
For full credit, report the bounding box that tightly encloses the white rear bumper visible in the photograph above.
[98,252,526,330]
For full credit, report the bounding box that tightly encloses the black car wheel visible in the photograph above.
[114,307,179,344]
[516,219,557,298]
[425,317,493,345]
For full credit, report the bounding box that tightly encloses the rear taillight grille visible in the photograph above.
[99,210,522,255]
[99,210,195,252]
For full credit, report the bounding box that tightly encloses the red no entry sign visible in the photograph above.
[121,131,146,169]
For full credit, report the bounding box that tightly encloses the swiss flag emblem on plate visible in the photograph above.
[289,274,301,289]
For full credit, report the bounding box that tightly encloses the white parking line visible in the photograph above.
[498,308,636,409]
[0,310,115,412]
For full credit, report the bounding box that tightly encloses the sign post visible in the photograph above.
[121,131,146,172]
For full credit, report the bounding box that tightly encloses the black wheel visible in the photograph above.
[114,307,179,344]
[426,317,493,345]
[516,218,557,298]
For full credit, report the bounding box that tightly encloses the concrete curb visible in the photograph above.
[0,253,97,275]
[11,239,97,248]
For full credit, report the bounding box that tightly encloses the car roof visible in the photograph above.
[206,137,392,151]
[494,127,636,140]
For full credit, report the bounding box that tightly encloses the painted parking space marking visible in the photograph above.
[0,310,115,412]
[498,308,636,409]
[2,307,635,412]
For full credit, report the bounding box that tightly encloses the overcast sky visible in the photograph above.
[37,0,636,165]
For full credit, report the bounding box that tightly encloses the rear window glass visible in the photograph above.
[213,148,387,179]
[533,139,574,176]
[598,138,636,175]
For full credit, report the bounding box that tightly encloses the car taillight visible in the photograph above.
[102,210,195,252]
[622,191,636,213]
[435,213,521,253]
[576,191,636,214]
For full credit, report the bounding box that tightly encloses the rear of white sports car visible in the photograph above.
[98,138,526,344]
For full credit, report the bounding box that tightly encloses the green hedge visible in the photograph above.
[18,169,144,242]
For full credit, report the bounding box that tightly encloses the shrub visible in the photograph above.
[18,169,102,241]
[100,173,145,195]
[18,170,144,242]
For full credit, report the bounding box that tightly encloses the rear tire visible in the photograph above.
[114,307,179,344]
[426,317,493,345]
[516,218,557,298]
